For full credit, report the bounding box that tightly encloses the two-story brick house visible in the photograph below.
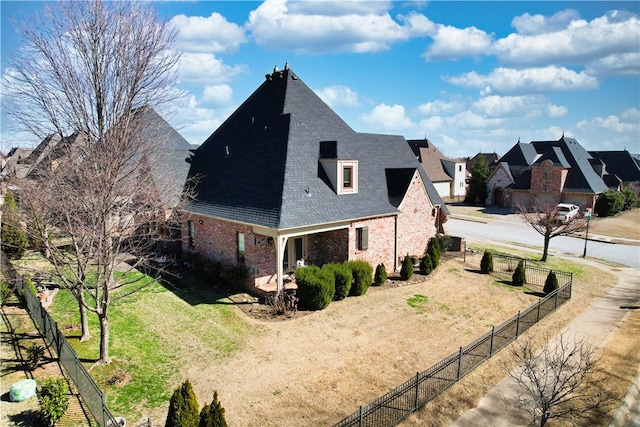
[181,65,447,294]
[486,136,610,209]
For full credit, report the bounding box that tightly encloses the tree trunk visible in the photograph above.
[98,312,110,363]
[541,232,550,262]
[78,288,90,342]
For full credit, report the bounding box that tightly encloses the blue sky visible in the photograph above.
[1,1,639,159]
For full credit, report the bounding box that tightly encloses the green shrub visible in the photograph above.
[374,263,387,285]
[0,189,27,260]
[400,254,414,281]
[220,263,249,289]
[428,236,441,267]
[27,343,45,371]
[622,187,638,210]
[544,271,559,295]
[345,260,373,296]
[295,266,335,310]
[37,377,69,427]
[1,280,13,306]
[480,250,494,274]
[439,234,452,253]
[594,189,625,217]
[322,263,352,300]
[419,254,433,275]
[25,278,38,296]
[166,379,200,427]
[199,391,227,427]
[512,260,526,286]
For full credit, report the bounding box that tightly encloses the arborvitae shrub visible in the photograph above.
[512,260,526,286]
[346,260,373,296]
[1,189,27,260]
[295,266,335,310]
[622,187,638,210]
[374,263,387,285]
[199,391,227,427]
[37,377,69,427]
[322,263,352,300]
[428,236,441,267]
[594,189,625,217]
[544,271,559,295]
[400,254,413,281]
[480,250,494,274]
[419,254,433,275]
[166,379,200,427]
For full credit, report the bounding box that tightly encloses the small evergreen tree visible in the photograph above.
[1,189,28,259]
[419,254,433,275]
[374,263,387,285]
[594,189,625,217]
[544,271,559,295]
[199,391,227,427]
[322,263,352,300]
[621,187,638,210]
[400,254,413,280]
[465,156,490,205]
[166,380,200,427]
[480,250,494,274]
[428,236,441,268]
[512,260,526,286]
[345,260,373,296]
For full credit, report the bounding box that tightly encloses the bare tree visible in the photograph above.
[507,332,615,427]
[5,0,182,363]
[516,203,586,262]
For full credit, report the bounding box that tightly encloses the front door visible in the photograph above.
[283,237,306,271]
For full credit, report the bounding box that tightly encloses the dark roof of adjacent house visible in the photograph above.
[467,152,500,173]
[185,66,446,230]
[500,136,608,194]
[589,150,640,183]
[406,138,462,183]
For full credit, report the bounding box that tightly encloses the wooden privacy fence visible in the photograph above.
[334,257,572,427]
[1,252,119,427]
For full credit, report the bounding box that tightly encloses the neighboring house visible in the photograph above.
[486,136,610,209]
[1,147,34,181]
[407,138,466,201]
[181,65,448,294]
[589,150,640,196]
[466,152,500,176]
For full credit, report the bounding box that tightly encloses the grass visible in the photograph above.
[589,208,640,241]
[48,269,255,421]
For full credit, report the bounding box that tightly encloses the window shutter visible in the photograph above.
[357,227,368,250]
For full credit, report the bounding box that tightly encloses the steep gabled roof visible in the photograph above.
[534,146,571,168]
[185,67,446,229]
[406,138,458,182]
[589,150,640,183]
[500,142,538,166]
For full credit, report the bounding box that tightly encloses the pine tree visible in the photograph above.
[400,254,414,280]
[465,157,490,205]
[428,236,441,268]
[1,189,28,259]
[199,391,227,427]
[480,250,494,274]
[374,263,387,285]
[166,380,200,427]
[419,254,433,275]
[544,271,559,295]
[512,260,526,286]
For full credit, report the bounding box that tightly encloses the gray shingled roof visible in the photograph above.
[534,146,571,168]
[589,150,640,183]
[185,67,446,229]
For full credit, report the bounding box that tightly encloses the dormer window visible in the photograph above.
[343,166,353,189]
[338,160,358,194]
[318,141,358,195]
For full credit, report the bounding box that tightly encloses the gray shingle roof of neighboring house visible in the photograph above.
[500,142,538,166]
[185,67,447,230]
[534,146,571,168]
[406,138,462,183]
[589,150,640,184]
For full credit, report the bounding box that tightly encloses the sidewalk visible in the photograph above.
[451,265,640,427]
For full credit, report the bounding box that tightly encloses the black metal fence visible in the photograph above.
[3,255,118,427]
[334,257,572,427]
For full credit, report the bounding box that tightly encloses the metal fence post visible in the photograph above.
[414,372,420,410]
[554,290,558,309]
[489,326,495,356]
[359,406,363,427]
[515,311,520,337]
[536,299,541,323]
[456,347,463,380]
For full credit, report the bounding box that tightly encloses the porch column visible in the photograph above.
[275,235,288,295]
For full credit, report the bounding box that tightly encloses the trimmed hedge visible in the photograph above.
[345,260,373,296]
[322,263,352,301]
[295,266,335,310]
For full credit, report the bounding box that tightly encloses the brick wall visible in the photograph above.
[530,160,564,203]
[350,216,396,270]
[396,171,437,263]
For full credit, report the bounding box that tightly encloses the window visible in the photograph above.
[458,165,462,172]
[356,227,368,251]
[237,232,245,263]
[187,221,195,247]
[343,166,353,189]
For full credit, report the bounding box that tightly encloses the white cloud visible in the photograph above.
[586,52,640,77]
[201,85,233,107]
[472,95,567,119]
[178,53,247,84]
[417,100,463,115]
[315,85,361,108]
[172,13,246,53]
[423,24,493,61]
[511,9,580,35]
[493,10,640,67]
[246,0,432,54]
[444,66,599,94]
[547,104,568,118]
[361,104,414,131]
[577,113,640,135]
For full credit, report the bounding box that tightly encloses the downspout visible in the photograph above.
[394,214,398,272]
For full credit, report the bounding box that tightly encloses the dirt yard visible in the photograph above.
[144,253,618,427]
